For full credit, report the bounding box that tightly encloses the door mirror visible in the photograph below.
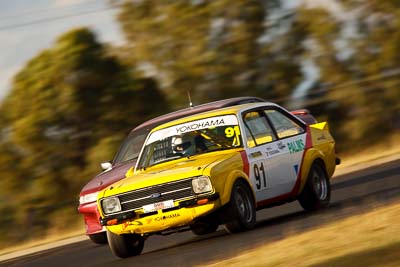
[101,162,112,171]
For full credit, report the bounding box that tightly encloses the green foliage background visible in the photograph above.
[0,0,399,247]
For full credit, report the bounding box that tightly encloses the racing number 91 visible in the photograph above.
[254,162,267,190]
[225,126,241,146]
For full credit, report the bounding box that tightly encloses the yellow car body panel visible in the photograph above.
[297,123,337,193]
[107,201,220,235]
[100,150,242,200]
[98,150,249,235]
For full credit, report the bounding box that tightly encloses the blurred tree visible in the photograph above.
[288,6,358,146]
[291,1,400,149]
[343,0,400,136]
[116,0,303,107]
[0,28,168,244]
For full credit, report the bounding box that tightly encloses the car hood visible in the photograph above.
[100,151,238,198]
[79,160,136,196]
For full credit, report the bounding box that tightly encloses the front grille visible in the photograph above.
[117,179,194,212]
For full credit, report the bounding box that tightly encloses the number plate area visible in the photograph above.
[143,200,174,213]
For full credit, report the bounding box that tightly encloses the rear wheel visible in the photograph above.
[224,180,256,233]
[298,163,331,211]
[190,222,219,236]
[107,230,144,258]
[88,232,107,245]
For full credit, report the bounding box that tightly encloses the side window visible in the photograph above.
[243,111,276,147]
[264,109,305,138]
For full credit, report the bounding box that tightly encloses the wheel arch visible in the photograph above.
[313,158,327,174]
[297,156,331,211]
[220,172,255,207]
[299,149,329,194]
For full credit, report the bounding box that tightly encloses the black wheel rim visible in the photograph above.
[311,169,328,200]
[235,186,253,223]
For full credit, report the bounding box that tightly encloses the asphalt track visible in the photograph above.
[2,159,399,267]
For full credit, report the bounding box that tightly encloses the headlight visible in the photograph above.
[192,176,212,194]
[101,197,121,214]
[79,192,98,205]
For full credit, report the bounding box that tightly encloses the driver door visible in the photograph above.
[242,110,295,203]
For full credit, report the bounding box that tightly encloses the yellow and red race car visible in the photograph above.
[97,102,339,258]
[78,96,266,244]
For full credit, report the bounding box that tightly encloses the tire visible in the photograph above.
[224,180,256,233]
[107,230,145,258]
[88,232,108,245]
[190,222,219,236]
[298,163,331,211]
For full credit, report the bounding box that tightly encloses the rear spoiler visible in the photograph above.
[310,121,330,131]
[290,109,318,125]
[290,109,310,116]
[292,110,340,165]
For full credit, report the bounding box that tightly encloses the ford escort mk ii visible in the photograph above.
[78,97,266,244]
[97,102,338,258]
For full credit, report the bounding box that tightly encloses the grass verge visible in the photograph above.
[334,132,400,174]
[0,219,85,257]
[201,202,400,267]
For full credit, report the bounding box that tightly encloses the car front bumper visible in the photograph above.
[103,193,220,235]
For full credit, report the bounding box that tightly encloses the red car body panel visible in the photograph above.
[79,161,134,195]
[78,202,103,234]
[78,161,134,235]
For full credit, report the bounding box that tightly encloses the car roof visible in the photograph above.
[150,102,278,132]
[129,96,266,135]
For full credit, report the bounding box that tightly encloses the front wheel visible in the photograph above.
[298,163,331,211]
[107,230,144,258]
[88,232,107,245]
[224,180,256,233]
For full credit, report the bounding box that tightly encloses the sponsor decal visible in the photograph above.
[147,115,238,143]
[154,213,181,221]
[317,134,327,141]
[265,146,280,157]
[288,139,305,154]
[293,164,299,175]
[277,141,286,150]
[143,200,174,213]
[176,119,225,134]
[265,149,280,157]
[250,151,263,158]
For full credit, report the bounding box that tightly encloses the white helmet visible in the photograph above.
[171,135,196,156]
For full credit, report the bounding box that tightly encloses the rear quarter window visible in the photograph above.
[264,110,305,138]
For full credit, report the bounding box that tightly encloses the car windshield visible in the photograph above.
[137,114,242,169]
[113,129,149,164]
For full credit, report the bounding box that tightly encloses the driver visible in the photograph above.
[171,134,196,156]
